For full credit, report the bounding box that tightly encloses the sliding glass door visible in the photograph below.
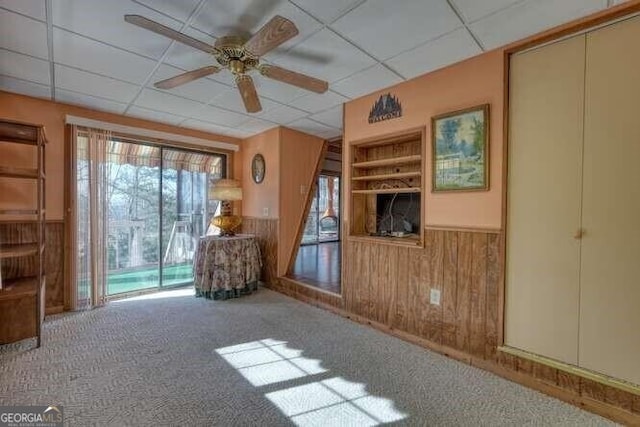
[75,128,226,299]
[161,149,223,287]
[106,142,161,295]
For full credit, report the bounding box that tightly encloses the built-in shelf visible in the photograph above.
[0,119,46,348]
[0,243,39,259]
[350,234,422,247]
[352,187,421,195]
[352,155,422,169]
[0,166,41,179]
[352,171,421,182]
[0,276,41,300]
[349,127,425,248]
[0,209,42,216]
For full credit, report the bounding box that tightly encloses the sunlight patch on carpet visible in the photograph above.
[215,339,408,426]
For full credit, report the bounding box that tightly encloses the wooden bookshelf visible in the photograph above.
[0,243,40,259]
[0,119,47,348]
[0,166,41,179]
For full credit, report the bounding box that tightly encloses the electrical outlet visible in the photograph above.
[430,288,441,305]
[300,185,307,195]
[263,207,269,217]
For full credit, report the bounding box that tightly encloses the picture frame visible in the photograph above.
[431,104,489,192]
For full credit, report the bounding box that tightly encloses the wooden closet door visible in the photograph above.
[579,16,640,385]
[506,35,585,364]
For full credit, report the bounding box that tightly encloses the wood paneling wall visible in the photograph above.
[0,221,65,313]
[240,217,278,286]
[344,229,501,359]
[272,227,640,423]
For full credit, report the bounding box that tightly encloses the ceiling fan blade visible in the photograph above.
[154,66,221,90]
[244,15,298,57]
[260,65,328,94]
[236,75,262,113]
[124,15,218,55]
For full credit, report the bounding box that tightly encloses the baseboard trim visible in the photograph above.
[265,286,640,425]
[45,305,64,315]
[499,345,640,396]
[280,276,343,298]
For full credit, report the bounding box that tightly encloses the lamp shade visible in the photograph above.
[209,179,243,201]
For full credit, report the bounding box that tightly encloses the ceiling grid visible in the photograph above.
[0,0,617,139]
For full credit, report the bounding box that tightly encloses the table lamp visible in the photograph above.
[209,179,243,236]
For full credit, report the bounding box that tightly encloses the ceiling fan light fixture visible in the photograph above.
[124,13,328,113]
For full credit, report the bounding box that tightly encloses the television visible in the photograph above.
[375,192,420,235]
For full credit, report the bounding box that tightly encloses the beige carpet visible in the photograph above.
[0,288,615,426]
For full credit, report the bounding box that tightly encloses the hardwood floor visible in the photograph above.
[289,242,341,294]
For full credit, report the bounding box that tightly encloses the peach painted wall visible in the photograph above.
[0,91,240,221]
[241,127,280,219]
[344,50,504,230]
[278,127,325,275]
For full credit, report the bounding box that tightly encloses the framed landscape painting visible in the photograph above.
[431,104,489,192]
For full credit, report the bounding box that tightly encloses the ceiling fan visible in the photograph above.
[124,14,329,113]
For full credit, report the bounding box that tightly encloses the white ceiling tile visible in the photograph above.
[135,88,205,116]
[309,106,343,129]
[386,28,481,80]
[0,74,50,99]
[52,0,180,60]
[0,49,50,85]
[331,0,462,60]
[228,129,254,138]
[267,29,376,83]
[205,71,238,88]
[208,86,280,114]
[0,9,48,59]
[132,0,201,23]
[189,104,250,127]
[149,64,229,103]
[193,0,322,53]
[258,104,308,124]
[289,0,363,24]
[181,118,242,136]
[163,26,218,69]
[287,118,340,139]
[55,64,139,103]
[241,118,279,134]
[251,75,306,104]
[0,0,46,21]
[288,90,348,113]
[53,28,157,84]
[450,0,522,23]
[332,64,403,99]
[127,105,186,125]
[470,0,607,50]
[55,89,128,114]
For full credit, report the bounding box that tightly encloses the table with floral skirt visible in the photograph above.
[193,234,262,300]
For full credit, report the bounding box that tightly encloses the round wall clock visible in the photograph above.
[251,153,265,184]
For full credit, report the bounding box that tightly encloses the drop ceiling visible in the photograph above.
[0,0,627,140]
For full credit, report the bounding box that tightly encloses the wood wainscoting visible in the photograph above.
[343,229,501,359]
[0,221,65,314]
[269,227,640,424]
[240,217,278,286]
